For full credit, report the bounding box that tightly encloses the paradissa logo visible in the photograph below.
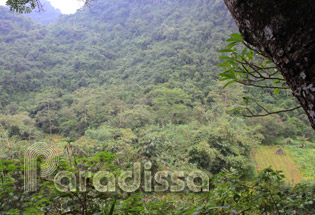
[24,142,59,192]
[25,143,209,193]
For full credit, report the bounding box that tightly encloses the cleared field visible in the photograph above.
[286,144,315,181]
[252,146,303,183]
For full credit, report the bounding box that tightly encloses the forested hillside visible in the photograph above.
[1,0,312,142]
[0,0,236,137]
[0,0,314,214]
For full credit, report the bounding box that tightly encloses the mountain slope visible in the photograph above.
[0,0,235,106]
[1,0,312,144]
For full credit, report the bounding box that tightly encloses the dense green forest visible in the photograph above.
[0,0,314,214]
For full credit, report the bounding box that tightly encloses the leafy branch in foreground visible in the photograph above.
[5,0,94,13]
[5,0,43,13]
[218,33,300,117]
[218,33,286,92]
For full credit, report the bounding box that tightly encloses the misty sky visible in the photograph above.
[0,0,84,14]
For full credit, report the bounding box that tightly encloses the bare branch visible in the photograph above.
[244,106,302,118]
[235,80,289,89]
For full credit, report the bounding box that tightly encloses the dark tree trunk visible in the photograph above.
[223,0,315,129]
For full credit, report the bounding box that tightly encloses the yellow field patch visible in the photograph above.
[252,146,303,183]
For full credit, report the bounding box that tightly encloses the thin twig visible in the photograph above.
[236,80,288,89]
[244,106,302,117]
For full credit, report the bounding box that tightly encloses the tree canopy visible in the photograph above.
[0,0,314,214]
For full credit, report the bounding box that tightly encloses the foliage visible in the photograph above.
[194,168,315,215]
[0,0,314,214]
[253,145,304,183]
[285,141,315,180]
[188,116,259,176]
[218,33,314,142]
[1,144,314,215]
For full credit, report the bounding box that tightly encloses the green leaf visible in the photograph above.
[219,56,234,60]
[217,61,233,67]
[226,33,242,43]
[228,106,245,114]
[231,33,242,40]
[226,42,237,50]
[223,80,235,88]
[219,70,236,79]
[273,79,280,85]
[243,96,250,105]
[273,88,280,95]
[219,49,233,53]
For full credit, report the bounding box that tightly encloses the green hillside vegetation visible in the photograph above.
[285,140,315,180]
[253,145,304,183]
[0,0,314,214]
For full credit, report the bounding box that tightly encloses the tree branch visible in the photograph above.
[235,80,288,89]
[244,106,302,118]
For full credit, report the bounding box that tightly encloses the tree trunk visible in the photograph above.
[223,0,315,129]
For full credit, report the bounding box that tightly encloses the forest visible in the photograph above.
[0,0,314,214]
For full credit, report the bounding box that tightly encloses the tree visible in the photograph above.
[149,87,192,125]
[223,0,315,129]
[4,0,92,13]
[5,0,43,13]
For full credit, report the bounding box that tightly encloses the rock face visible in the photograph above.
[223,0,315,129]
